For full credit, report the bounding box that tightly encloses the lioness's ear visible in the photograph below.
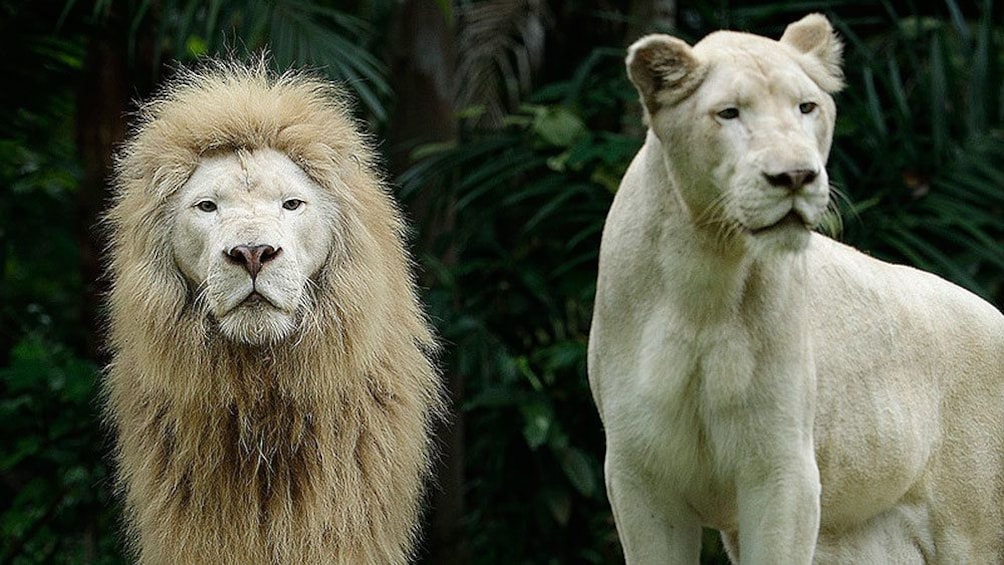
[780,13,844,92]
[627,34,704,118]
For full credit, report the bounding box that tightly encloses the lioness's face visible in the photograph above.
[172,148,334,344]
[634,29,840,253]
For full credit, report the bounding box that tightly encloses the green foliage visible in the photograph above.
[63,0,394,119]
[0,9,123,561]
[828,1,1004,304]
[0,131,85,353]
[0,337,122,564]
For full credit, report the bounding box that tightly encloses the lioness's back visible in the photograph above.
[807,234,1003,355]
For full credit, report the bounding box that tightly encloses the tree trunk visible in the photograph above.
[385,2,466,563]
[75,13,157,361]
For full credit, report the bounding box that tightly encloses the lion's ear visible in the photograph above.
[627,34,704,118]
[780,13,844,92]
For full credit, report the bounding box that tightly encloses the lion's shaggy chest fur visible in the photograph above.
[116,357,410,564]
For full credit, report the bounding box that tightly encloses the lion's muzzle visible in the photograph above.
[764,169,818,192]
[225,244,282,280]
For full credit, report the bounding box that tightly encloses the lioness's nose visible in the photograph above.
[764,169,817,191]
[226,244,281,279]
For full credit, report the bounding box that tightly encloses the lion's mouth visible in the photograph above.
[748,210,808,235]
[239,290,277,308]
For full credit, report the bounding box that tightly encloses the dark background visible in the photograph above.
[1,0,1002,563]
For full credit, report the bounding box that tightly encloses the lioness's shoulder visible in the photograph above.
[808,234,1003,328]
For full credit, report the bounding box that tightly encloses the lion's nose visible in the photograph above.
[764,169,818,191]
[226,244,281,279]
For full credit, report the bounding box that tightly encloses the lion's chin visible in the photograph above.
[746,212,813,254]
[217,304,297,345]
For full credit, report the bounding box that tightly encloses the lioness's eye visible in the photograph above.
[717,108,740,120]
[282,199,304,211]
[799,102,818,114]
[195,200,217,212]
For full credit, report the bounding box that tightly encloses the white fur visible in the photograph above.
[589,14,1004,565]
[173,148,333,344]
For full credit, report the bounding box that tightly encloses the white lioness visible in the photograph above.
[588,14,1004,564]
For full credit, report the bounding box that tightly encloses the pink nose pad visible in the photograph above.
[764,169,818,191]
[225,244,281,279]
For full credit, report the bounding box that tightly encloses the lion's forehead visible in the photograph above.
[694,30,800,61]
[699,64,818,106]
[692,33,820,99]
[178,148,323,208]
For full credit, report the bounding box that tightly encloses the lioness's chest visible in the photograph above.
[610,320,759,527]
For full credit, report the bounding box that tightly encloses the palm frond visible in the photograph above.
[455,0,551,127]
[66,0,393,121]
[826,2,1004,305]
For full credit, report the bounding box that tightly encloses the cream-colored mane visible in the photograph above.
[589,14,1004,565]
[104,59,443,564]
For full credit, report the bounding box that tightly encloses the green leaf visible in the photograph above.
[532,106,587,148]
[434,0,453,24]
[928,32,949,162]
[0,437,43,470]
[542,487,572,526]
[185,34,208,57]
[554,445,597,498]
[519,397,553,449]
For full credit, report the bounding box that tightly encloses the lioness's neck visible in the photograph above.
[637,131,807,323]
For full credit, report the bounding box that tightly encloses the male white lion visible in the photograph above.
[103,59,443,564]
[588,14,1004,564]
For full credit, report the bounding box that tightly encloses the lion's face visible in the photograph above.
[670,36,835,251]
[172,148,334,344]
[627,15,844,252]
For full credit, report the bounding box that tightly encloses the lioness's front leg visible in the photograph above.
[707,346,821,563]
[733,454,821,564]
[605,457,702,564]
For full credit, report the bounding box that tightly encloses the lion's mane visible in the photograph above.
[103,58,443,565]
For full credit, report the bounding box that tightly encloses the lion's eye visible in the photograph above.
[799,102,818,114]
[195,200,217,213]
[717,108,740,120]
[282,199,304,211]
